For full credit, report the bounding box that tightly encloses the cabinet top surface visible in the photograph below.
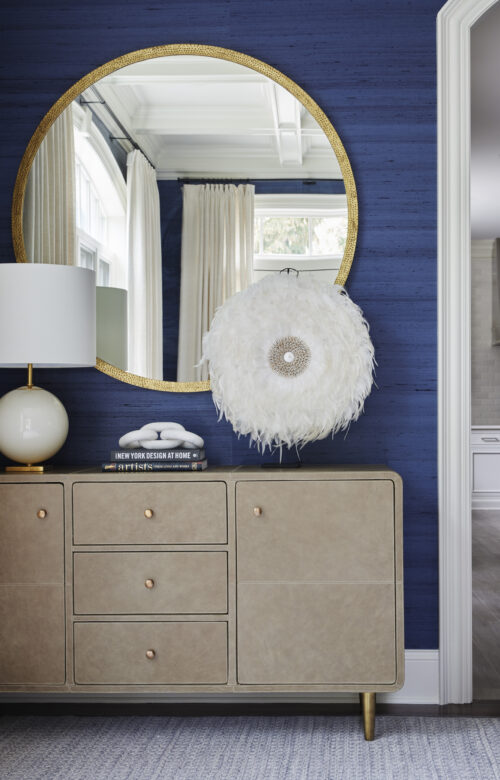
[0,464,401,483]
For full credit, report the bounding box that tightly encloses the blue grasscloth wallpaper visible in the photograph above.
[0,0,441,648]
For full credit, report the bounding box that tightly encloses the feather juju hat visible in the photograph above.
[202,273,375,451]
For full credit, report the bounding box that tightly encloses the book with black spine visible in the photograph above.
[102,460,208,472]
[110,448,205,462]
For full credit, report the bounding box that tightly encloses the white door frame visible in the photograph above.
[437,0,498,704]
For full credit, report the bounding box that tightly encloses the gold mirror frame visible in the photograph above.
[12,44,358,393]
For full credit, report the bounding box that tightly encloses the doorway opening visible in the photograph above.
[438,0,499,704]
[470,2,500,700]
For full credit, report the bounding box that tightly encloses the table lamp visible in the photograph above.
[0,264,96,471]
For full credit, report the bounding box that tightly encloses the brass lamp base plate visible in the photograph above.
[5,465,51,473]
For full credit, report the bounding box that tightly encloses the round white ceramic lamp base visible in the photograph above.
[0,385,69,466]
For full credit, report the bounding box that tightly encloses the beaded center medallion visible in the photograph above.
[268,336,311,377]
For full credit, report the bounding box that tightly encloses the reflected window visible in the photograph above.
[73,103,127,289]
[253,193,348,281]
[78,242,111,287]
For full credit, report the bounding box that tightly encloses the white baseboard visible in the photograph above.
[472,492,500,510]
[0,651,440,705]
[379,650,440,704]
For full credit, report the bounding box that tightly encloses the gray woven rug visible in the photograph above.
[0,715,499,780]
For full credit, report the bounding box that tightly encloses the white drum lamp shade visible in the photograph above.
[0,264,96,469]
[0,264,96,367]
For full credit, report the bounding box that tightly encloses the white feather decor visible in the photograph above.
[202,273,375,451]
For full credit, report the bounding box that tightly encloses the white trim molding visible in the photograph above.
[472,493,500,510]
[437,0,498,704]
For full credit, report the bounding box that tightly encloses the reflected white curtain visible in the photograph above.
[177,183,254,382]
[23,106,76,265]
[126,150,163,380]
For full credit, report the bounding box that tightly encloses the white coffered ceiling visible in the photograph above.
[82,56,341,180]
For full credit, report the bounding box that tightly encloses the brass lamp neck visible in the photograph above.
[27,363,33,389]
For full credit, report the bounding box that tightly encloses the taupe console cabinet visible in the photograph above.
[0,466,403,740]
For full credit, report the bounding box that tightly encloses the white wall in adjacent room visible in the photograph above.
[471,239,500,424]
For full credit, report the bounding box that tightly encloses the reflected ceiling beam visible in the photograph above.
[156,146,339,162]
[155,155,341,180]
[131,108,324,137]
[267,83,303,168]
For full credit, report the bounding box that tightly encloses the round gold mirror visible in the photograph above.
[12,44,358,392]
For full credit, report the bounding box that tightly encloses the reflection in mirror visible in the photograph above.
[22,56,349,383]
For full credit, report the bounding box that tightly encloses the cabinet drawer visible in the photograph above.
[73,552,227,615]
[73,482,227,545]
[470,429,500,446]
[236,480,395,583]
[0,585,65,684]
[472,452,500,492]
[74,621,228,684]
[0,484,64,584]
[237,583,396,685]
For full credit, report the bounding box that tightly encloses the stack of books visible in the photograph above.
[102,446,207,472]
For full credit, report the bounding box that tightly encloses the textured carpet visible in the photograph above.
[0,715,499,780]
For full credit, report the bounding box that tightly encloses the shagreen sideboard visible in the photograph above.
[0,465,404,740]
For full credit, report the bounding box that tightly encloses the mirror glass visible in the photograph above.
[19,53,355,386]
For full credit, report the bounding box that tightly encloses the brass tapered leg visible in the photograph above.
[360,692,375,741]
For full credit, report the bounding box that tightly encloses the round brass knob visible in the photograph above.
[37,509,47,519]
[253,507,263,516]
[144,508,154,519]
[145,649,156,660]
[144,578,155,589]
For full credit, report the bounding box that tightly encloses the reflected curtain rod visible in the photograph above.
[176,178,325,184]
[79,86,156,169]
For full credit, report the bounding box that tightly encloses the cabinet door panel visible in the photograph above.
[0,586,65,684]
[236,480,395,583]
[237,583,396,684]
[0,484,64,584]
